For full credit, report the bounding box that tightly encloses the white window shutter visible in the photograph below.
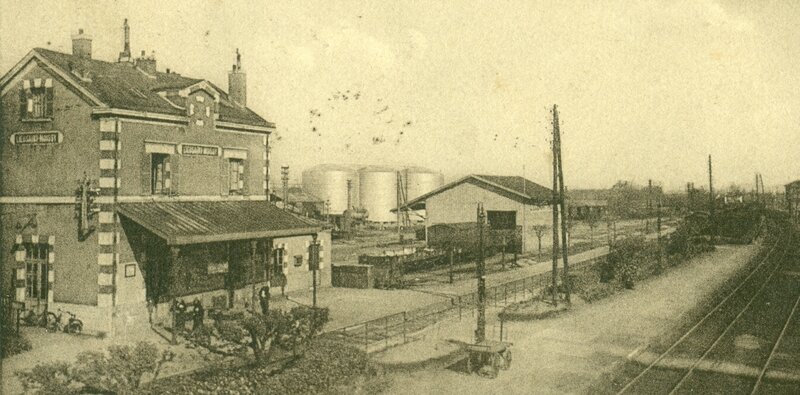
[27,99,33,112]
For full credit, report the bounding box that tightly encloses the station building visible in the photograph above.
[0,23,330,335]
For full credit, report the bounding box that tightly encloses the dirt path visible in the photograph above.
[381,244,759,395]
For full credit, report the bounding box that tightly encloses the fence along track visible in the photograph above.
[617,219,787,395]
[325,257,596,352]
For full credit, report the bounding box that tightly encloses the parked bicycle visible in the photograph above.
[20,308,51,328]
[47,308,83,334]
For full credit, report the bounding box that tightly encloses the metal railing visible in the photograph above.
[325,255,605,353]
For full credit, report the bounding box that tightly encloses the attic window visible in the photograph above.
[19,79,53,120]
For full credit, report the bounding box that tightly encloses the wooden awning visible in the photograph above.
[117,201,320,245]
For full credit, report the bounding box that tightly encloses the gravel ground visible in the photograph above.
[380,244,759,395]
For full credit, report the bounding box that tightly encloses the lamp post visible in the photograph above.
[308,234,321,308]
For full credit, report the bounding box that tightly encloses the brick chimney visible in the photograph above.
[228,49,246,107]
[71,29,92,59]
[118,19,132,62]
[135,50,157,74]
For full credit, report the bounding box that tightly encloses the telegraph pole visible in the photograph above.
[476,203,486,343]
[708,155,715,244]
[755,173,760,203]
[553,105,570,304]
[648,179,653,233]
[281,165,289,211]
[551,107,560,307]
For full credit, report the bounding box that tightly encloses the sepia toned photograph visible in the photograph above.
[1,1,799,394]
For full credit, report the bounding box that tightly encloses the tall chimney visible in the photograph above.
[118,19,132,62]
[228,49,247,107]
[71,29,92,59]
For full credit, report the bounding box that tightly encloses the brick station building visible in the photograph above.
[0,23,330,335]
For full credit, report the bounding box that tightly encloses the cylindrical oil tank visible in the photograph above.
[358,165,398,223]
[403,166,444,201]
[302,164,358,215]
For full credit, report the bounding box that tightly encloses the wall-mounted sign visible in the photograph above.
[10,131,63,145]
[208,262,229,274]
[181,144,219,156]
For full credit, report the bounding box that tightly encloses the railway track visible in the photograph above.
[614,219,800,394]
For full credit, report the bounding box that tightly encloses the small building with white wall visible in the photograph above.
[399,174,554,254]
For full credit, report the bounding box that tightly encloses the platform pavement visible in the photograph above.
[272,227,673,333]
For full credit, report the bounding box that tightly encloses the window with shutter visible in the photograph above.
[19,79,52,120]
[150,153,171,195]
[170,155,180,195]
[228,159,244,194]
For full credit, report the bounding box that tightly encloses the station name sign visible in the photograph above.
[10,131,63,145]
[181,144,219,156]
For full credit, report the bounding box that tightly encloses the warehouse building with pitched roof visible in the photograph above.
[399,174,554,254]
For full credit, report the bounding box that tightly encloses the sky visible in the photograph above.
[2,0,799,192]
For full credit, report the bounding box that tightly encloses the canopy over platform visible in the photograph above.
[117,201,320,245]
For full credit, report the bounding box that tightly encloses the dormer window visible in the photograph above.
[20,79,54,120]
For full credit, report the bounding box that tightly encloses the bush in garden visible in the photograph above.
[139,337,373,395]
[73,341,174,393]
[16,342,173,394]
[17,361,79,394]
[1,325,32,358]
[578,282,618,303]
[602,237,660,289]
[213,306,330,363]
[1,303,32,358]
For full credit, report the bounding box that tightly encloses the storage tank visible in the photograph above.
[358,166,398,223]
[403,166,444,201]
[302,164,358,215]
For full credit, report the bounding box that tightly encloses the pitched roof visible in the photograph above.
[473,175,552,201]
[398,174,552,210]
[117,201,319,245]
[271,187,325,203]
[6,48,270,127]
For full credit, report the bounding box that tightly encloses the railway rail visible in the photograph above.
[614,217,800,394]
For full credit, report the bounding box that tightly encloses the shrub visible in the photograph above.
[602,237,661,289]
[198,306,330,363]
[73,342,174,393]
[1,327,32,358]
[139,338,374,395]
[578,282,618,303]
[17,361,79,394]
[16,342,173,394]
[1,303,32,359]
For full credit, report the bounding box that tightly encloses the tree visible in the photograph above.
[217,306,330,363]
[531,225,548,260]
[585,209,601,247]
